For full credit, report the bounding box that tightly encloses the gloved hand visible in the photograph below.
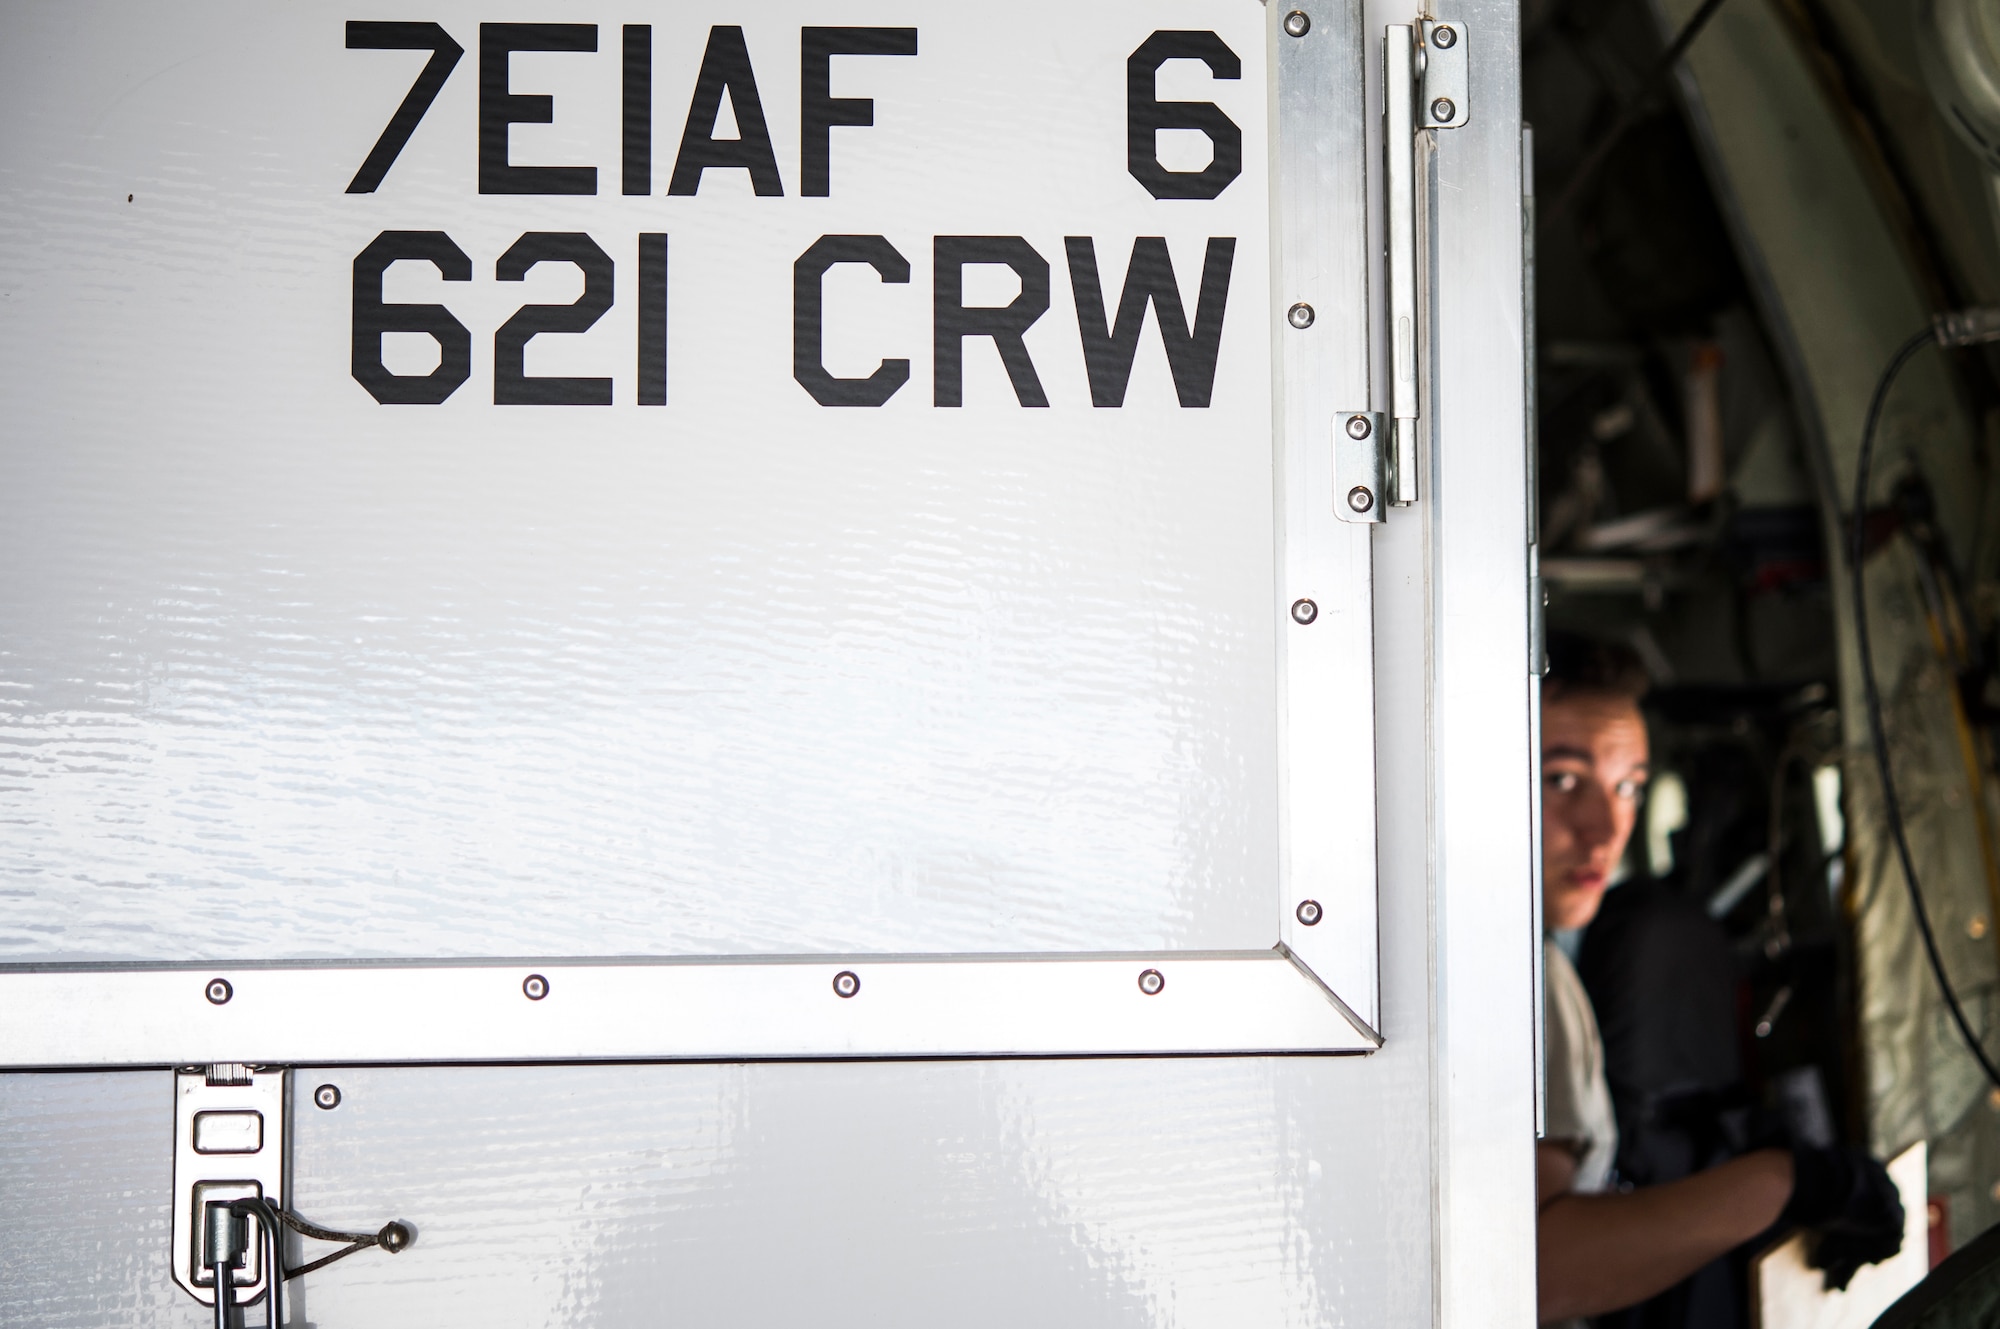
[1780,1145,1905,1291]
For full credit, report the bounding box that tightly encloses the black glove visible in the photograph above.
[1781,1145,1905,1291]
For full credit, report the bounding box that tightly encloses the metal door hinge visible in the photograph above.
[173,1065,287,1310]
[1382,19,1469,512]
[1416,20,1469,130]
[1335,410,1387,524]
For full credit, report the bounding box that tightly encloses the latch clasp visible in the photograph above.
[172,1065,287,1311]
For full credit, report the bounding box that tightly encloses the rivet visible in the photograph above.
[1988,1087,2000,1111]
[205,978,232,1006]
[1283,11,1311,37]
[1973,916,1990,941]
[377,1221,413,1253]
[1290,598,1319,625]
[1137,968,1166,996]
[1287,302,1316,330]
[522,973,550,1000]
[833,970,861,998]
[313,1083,342,1111]
[1431,24,1457,48]
[1345,414,1372,440]
[1348,486,1375,513]
[1431,97,1456,122]
[1296,899,1324,926]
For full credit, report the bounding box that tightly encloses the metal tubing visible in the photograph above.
[244,1200,283,1329]
[204,1200,244,1329]
[1384,24,1419,504]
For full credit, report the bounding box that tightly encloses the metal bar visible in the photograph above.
[1426,0,1537,1318]
[1523,121,1547,1139]
[1273,0,1382,1030]
[0,953,1379,1068]
[249,1200,283,1329]
[1384,23,1419,504]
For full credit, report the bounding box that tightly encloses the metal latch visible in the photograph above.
[1382,18,1469,511]
[170,1060,414,1320]
[173,1065,287,1312]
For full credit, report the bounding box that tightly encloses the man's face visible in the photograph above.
[1541,693,1650,932]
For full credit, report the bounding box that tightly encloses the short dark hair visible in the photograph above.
[1543,630,1650,704]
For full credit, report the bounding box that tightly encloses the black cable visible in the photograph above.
[235,1195,412,1281]
[1850,322,2000,1092]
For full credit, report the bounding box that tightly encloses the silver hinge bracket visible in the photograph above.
[172,1064,287,1308]
[1417,20,1469,129]
[1334,411,1388,524]
[1380,19,1468,512]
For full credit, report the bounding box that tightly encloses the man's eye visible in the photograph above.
[1547,771,1580,793]
[1614,779,1645,800]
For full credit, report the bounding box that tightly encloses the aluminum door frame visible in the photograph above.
[1399,0,1539,1319]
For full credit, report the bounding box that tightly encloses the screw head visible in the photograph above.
[1431,24,1457,48]
[1290,598,1319,625]
[1345,414,1372,440]
[1296,899,1324,926]
[1283,10,1311,37]
[1137,968,1166,996]
[205,978,232,1006]
[522,973,549,1001]
[1286,302,1316,330]
[833,970,861,998]
[313,1083,342,1110]
[1431,97,1456,122]
[1348,486,1375,513]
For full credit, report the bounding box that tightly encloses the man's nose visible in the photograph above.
[1570,784,1617,849]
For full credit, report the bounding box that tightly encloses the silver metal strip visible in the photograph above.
[0,911,1389,1075]
[1273,0,1382,1033]
[1425,0,1537,1320]
[1384,23,1419,505]
[0,954,1378,1067]
[1524,121,1547,1139]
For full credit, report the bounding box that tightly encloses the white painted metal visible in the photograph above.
[0,0,1385,1060]
[0,0,1538,1324]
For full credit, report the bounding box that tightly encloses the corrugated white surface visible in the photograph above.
[0,1050,1438,1328]
[0,2,1540,1324]
[0,1,1277,961]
